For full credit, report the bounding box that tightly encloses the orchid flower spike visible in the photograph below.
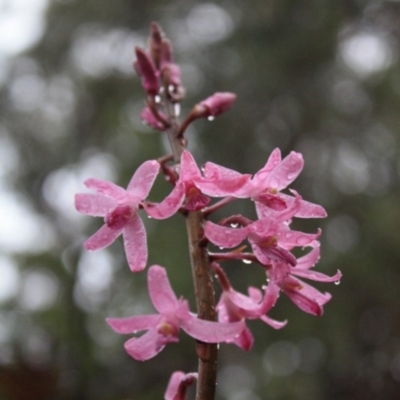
[106,265,245,361]
[75,160,160,272]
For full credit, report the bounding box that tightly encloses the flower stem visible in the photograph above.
[165,98,218,400]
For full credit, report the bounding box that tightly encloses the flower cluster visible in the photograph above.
[74,22,341,399]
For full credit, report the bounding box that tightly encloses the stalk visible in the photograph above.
[165,98,218,400]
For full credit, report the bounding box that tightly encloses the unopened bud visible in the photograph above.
[134,47,160,96]
[195,92,237,118]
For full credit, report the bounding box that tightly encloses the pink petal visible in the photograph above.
[180,150,201,182]
[259,315,287,330]
[251,240,297,266]
[106,314,162,334]
[257,281,281,315]
[147,265,178,314]
[143,183,185,219]
[265,151,304,191]
[277,228,321,249]
[181,314,245,343]
[283,288,324,316]
[232,326,253,351]
[280,193,327,218]
[127,160,160,200]
[197,164,251,197]
[204,221,248,248]
[75,193,115,216]
[164,371,198,400]
[296,243,320,269]
[84,224,122,251]
[124,329,165,361]
[252,148,282,186]
[290,268,342,283]
[122,214,147,272]
[84,178,126,200]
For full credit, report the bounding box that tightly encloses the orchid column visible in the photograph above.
[75,22,341,400]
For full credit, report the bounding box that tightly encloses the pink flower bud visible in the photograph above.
[140,107,168,131]
[197,92,237,118]
[134,47,160,96]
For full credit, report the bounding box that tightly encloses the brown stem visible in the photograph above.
[165,98,218,400]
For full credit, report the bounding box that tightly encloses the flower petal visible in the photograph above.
[265,151,304,191]
[296,242,320,269]
[123,214,147,272]
[290,268,342,283]
[164,371,197,400]
[147,265,178,314]
[232,326,253,351]
[84,224,122,251]
[143,182,185,219]
[259,315,287,330]
[181,314,245,343]
[252,148,282,187]
[280,193,327,218]
[127,160,160,200]
[106,314,162,334]
[204,221,248,248]
[75,193,115,216]
[124,329,165,361]
[180,150,201,181]
[84,178,126,200]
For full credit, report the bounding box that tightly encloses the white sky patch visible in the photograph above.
[0,256,20,302]
[0,189,56,253]
[0,0,49,55]
[339,31,395,77]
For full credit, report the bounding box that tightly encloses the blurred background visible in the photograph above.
[1,0,400,399]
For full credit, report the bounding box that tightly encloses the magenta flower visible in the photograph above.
[213,263,286,351]
[204,216,321,267]
[75,160,160,272]
[144,150,250,216]
[164,371,197,400]
[268,242,342,316]
[106,265,245,361]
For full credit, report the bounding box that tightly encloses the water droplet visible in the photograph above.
[207,116,215,121]
[147,215,152,219]
[174,103,181,116]
[242,259,252,264]
[218,246,225,250]
[230,223,238,228]
[155,95,161,103]
[334,280,341,285]
[285,232,293,239]
[168,84,175,93]
[201,165,205,173]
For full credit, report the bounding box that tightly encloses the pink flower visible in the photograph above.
[203,148,326,219]
[268,243,342,316]
[106,265,245,361]
[204,216,321,267]
[75,160,160,272]
[164,371,197,400]
[213,263,286,351]
[144,150,250,216]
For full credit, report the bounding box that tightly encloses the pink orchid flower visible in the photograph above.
[196,92,237,118]
[134,47,160,96]
[164,371,197,400]
[203,148,326,219]
[268,242,342,316]
[213,263,286,351]
[204,216,321,267]
[106,265,245,361]
[144,150,251,216]
[75,160,160,272]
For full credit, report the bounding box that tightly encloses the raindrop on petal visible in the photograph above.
[334,280,341,285]
[207,116,215,121]
[242,259,252,264]
[230,223,239,228]
[155,95,161,103]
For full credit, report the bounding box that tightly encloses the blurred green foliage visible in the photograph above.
[1,0,400,399]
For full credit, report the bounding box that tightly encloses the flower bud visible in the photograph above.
[134,47,160,96]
